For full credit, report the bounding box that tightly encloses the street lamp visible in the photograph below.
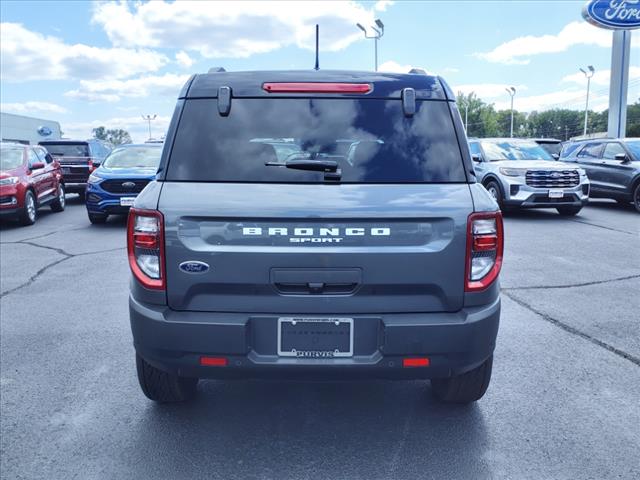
[461,98,469,132]
[505,87,516,138]
[580,65,595,136]
[141,114,157,140]
[356,19,384,71]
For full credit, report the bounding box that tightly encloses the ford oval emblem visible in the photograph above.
[37,126,52,137]
[122,181,136,190]
[179,261,209,274]
[582,0,640,30]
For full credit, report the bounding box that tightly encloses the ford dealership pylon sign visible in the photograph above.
[582,0,640,29]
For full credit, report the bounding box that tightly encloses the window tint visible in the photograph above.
[469,142,482,158]
[577,143,603,159]
[40,142,89,157]
[602,143,625,160]
[28,149,41,168]
[167,99,466,183]
[626,141,640,159]
[34,147,50,163]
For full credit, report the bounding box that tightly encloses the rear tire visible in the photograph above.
[88,212,108,224]
[556,205,582,216]
[19,191,37,226]
[633,183,640,213]
[50,184,66,212]
[136,354,198,403]
[431,355,493,404]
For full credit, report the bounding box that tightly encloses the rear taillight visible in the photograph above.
[465,211,503,292]
[127,208,165,290]
[88,158,96,173]
[262,82,372,93]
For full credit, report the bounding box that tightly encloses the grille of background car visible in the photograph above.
[525,170,579,188]
[100,180,149,194]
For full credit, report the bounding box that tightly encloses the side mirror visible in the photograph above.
[30,162,45,170]
[615,153,629,163]
[471,153,482,163]
[552,154,559,160]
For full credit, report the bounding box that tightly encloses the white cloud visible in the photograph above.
[65,73,190,103]
[374,1,394,12]
[63,115,172,143]
[91,1,379,58]
[1,101,68,114]
[454,83,528,99]
[562,66,640,87]
[378,61,431,74]
[475,21,640,65]
[175,51,194,68]
[0,23,168,81]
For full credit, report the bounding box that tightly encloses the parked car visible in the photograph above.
[560,138,640,212]
[0,142,65,225]
[39,139,111,200]
[85,143,162,224]
[469,138,590,216]
[533,138,562,158]
[128,69,503,405]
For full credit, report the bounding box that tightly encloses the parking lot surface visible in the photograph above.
[1,198,639,479]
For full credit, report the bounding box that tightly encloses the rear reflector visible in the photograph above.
[403,357,430,368]
[200,356,228,367]
[262,82,371,94]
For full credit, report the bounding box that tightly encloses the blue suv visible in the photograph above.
[85,143,162,224]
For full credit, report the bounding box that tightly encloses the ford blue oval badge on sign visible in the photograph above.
[37,126,53,137]
[179,261,209,274]
[583,0,640,30]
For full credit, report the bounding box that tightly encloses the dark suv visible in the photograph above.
[39,139,112,199]
[561,138,640,212]
[128,70,503,404]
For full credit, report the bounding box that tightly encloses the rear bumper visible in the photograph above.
[65,182,88,193]
[130,295,500,380]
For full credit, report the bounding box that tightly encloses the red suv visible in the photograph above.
[0,142,66,225]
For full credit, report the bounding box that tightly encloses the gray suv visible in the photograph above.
[128,70,503,404]
[469,138,590,216]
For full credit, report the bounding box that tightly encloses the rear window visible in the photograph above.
[40,142,89,158]
[166,99,466,183]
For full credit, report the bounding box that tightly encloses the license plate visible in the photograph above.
[548,189,564,198]
[277,318,353,358]
[62,167,71,174]
[119,197,136,206]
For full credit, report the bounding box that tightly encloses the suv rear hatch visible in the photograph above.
[159,83,473,314]
[39,141,91,183]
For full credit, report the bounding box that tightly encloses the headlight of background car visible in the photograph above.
[87,173,103,184]
[499,167,527,177]
[0,176,19,186]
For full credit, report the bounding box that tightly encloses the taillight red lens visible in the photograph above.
[88,158,96,173]
[262,82,372,93]
[127,208,165,290]
[465,211,503,292]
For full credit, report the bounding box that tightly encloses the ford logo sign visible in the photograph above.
[582,0,640,30]
[179,261,209,274]
[37,126,52,137]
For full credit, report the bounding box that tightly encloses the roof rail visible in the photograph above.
[408,68,427,75]
[208,67,226,73]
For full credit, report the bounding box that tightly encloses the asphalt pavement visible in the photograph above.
[1,197,639,479]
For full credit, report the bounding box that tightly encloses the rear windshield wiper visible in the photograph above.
[266,156,341,180]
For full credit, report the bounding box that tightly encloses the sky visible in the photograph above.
[1,0,639,142]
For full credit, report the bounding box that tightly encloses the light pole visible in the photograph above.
[505,87,516,138]
[462,99,469,132]
[580,65,595,136]
[141,114,157,140]
[356,19,384,71]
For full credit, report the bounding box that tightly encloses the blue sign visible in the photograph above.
[37,125,52,137]
[583,0,640,30]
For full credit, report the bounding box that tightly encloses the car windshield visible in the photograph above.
[40,143,89,157]
[102,146,161,169]
[167,98,467,183]
[481,141,553,161]
[0,147,24,170]
[626,141,640,159]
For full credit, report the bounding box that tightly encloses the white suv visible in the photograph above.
[469,138,590,216]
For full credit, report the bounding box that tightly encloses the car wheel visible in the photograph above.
[50,184,66,212]
[88,212,108,224]
[557,206,582,216]
[633,183,640,213]
[485,180,503,207]
[431,355,493,404]
[19,191,37,226]
[136,354,198,403]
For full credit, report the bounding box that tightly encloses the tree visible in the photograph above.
[92,126,132,145]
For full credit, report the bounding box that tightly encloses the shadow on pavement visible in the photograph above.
[129,380,490,478]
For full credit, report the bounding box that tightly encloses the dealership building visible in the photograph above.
[0,112,62,145]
